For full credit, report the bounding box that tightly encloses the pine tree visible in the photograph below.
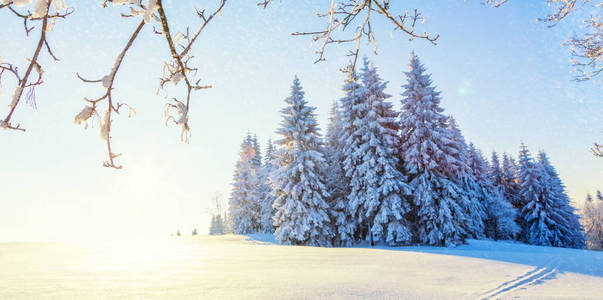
[251,134,263,169]
[487,151,520,240]
[502,153,521,210]
[324,100,351,246]
[209,215,216,235]
[209,214,225,235]
[215,214,225,235]
[464,143,492,239]
[489,151,504,187]
[586,193,593,202]
[271,76,333,246]
[222,213,232,234]
[486,188,521,240]
[517,145,583,248]
[536,151,585,248]
[517,144,542,242]
[325,101,344,152]
[597,190,603,202]
[398,52,467,246]
[582,193,603,249]
[465,144,519,240]
[228,135,261,234]
[338,70,368,245]
[258,139,277,233]
[446,118,486,239]
[341,58,412,246]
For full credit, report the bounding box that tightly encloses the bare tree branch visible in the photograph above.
[71,0,225,167]
[565,15,602,82]
[156,0,226,143]
[487,0,602,82]
[592,142,603,157]
[1,0,55,132]
[75,20,145,169]
[262,0,439,71]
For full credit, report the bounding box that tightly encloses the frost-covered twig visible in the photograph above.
[537,1,601,82]
[0,0,71,132]
[72,0,224,167]
[565,16,602,82]
[487,0,602,82]
[155,0,225,142]
[260,0,438,71]
[592,142,603,157]
[75,20,144,169]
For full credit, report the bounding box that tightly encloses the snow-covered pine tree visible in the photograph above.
[517,144,582,247]
[270,76,333,246]
[324,100,352,246]
[582,193,603,249]
[325,101,344,152]
[215,214,225,235]
[258,139,277,233]
[222,213,232,234]
[444,116,471,179]
[446,118,486,239]
[338,69,368,245]
[502,153,521,210]
[487,151,520,240]
[341,58,412,246]
[228,135,261,234]
[209,215,217,235]
[466,144,519,240]
[489,151,504,187]
[251,134,263,169]
[485,188,521,240]
[517,143,542,243]
[536,151,585,248]
[465,143,494,238]
[598,190,603,202]
[398,52,467,246]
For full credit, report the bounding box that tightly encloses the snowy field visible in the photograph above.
[1,235,601,299]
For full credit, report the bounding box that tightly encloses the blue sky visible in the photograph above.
[0,0,601,242]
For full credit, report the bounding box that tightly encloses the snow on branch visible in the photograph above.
[75,20,144,169]
[155,0,225,143]
[592,142,603,157]
[1,0,225,168]
[487,0,602,82]
[565,15,602,82]
[259,0,439,71]
[0,0,72,132]
[72,0,225,168]
[538,1,601,82]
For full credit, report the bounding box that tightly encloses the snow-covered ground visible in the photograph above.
[1,235,601,299]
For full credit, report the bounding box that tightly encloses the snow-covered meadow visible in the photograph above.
[1,234,601,299]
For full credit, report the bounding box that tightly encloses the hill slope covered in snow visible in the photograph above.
[1,235,601,299]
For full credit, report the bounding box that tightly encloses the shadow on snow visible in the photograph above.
[244,234,602,279]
